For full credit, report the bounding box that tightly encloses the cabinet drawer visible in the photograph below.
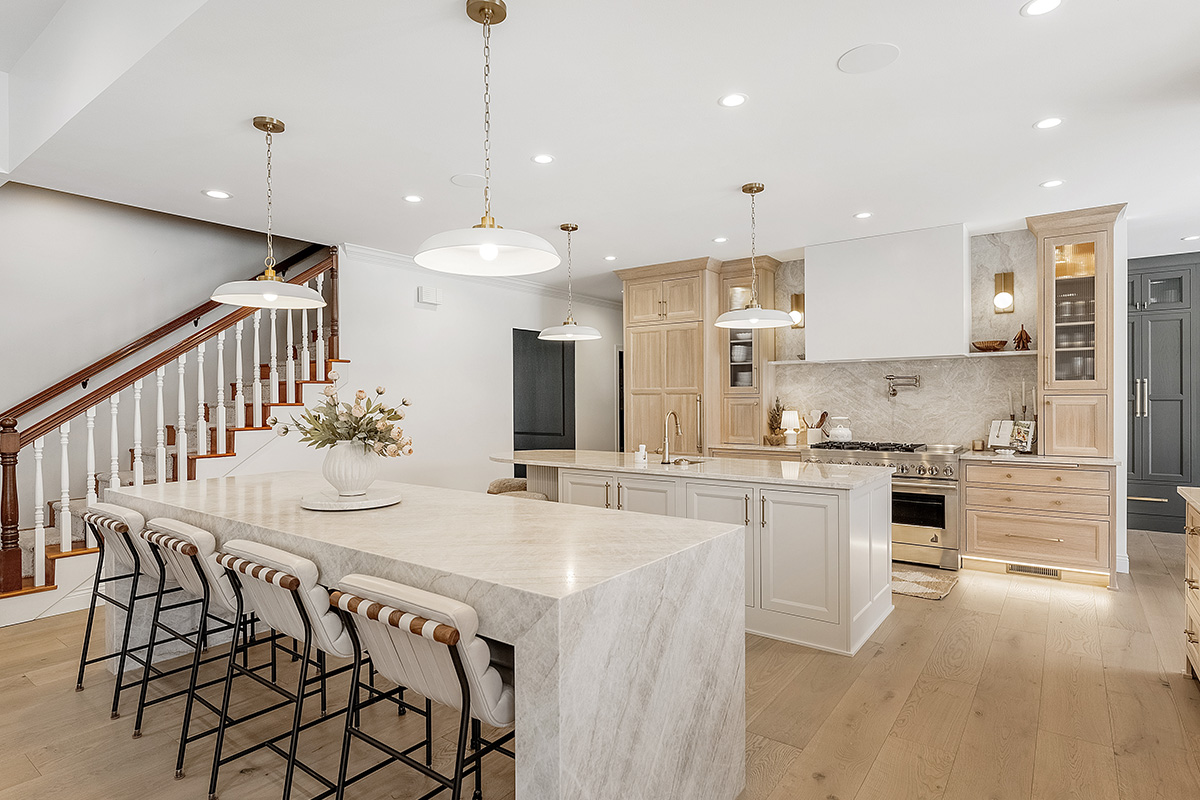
[965,486,1109,516]
[1186,551,1199,608]
[965,463,1110,491]
[1188,503,1200,563]
[966,509,1108,571]
[1186,597,1200,677]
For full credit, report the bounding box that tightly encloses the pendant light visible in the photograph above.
[212,117,327,309]
[714,183,793,329]
[413,0,560,277]
[539,224,602,341]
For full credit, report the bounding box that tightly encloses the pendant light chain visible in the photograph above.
[482,11,492,222]
[566,227,574,320]
[264,124,276,269]
[749,189,758,305]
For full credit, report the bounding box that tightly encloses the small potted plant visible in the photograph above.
[270,370,413,497]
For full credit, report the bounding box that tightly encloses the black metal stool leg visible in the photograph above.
[109,569,142,719]
[334,632,364,800]
[132,569,168,737]
[173,598,214,778]
[471,718,482,799]
[75,535,106,692]
[281,636,314,800]
[318,650,328,717]
[208,593,244,800]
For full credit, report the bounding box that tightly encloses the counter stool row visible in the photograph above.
[74,503,514,800]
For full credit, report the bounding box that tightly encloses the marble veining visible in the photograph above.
[493,449,892,490]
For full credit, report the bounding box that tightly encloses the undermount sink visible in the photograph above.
[667,457,709,466]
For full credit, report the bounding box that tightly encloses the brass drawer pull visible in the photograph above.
[1129,496,1169,504]
[604,481,611,509]
[1053,500,1064,506]
[1185,526,1200,537]
[1187,629,1199,645]
[1005,533,1065,543]
[761,495,766,528]
[1186,578,1199,590]
[617,482,623,510]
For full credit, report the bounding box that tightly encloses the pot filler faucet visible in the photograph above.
[662,411,682,464]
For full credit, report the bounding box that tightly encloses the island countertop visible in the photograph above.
[492,449,893,490]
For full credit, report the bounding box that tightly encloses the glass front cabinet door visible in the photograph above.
[1042,232,1110,391]
[722,276,760,394]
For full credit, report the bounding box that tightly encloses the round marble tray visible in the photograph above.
[300,488,402,512]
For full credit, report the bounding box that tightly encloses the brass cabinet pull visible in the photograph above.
[616,481,623,510]
[696,395,703,453]
[604,481,611,509]
[1006,473,1013,478]
[1129,496,1169,504]
[761,495,766,528]
[1053,500,1064,506]
[744,494,751,526]
[1185,578,1199,590]
[1005,533,1064,543]
[659,299,667,317]
[1055,476,1063,481]
[1185,526,1200,537]
[1186,629,1199,645]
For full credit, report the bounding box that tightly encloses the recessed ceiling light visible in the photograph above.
[712,236,729,243]
[854,211,873,219]
[531,154,555,164]
[1020,0,1061,17]
[1040,179,1064,188]
[1182,235,1200,242]
[837,43,901,74]
[718,93,748,108]
[604,255,617,261]
[203,189,232,199]
[1034,117,1062,129]
[403,195,423,203]
[450,173,486,188]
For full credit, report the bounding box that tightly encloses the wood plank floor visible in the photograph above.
[1,530,1197,799]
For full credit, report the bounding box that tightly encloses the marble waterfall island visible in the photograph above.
[107,472,745,800]
[493,450,894,656]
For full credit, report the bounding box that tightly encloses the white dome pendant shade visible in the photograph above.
[714,182,792,330]
[540,223,601,341]
[414,0,560,278]
[211,116,326,310]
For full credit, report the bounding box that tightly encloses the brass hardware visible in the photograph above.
[744,494,751,526]
[1185,578,1199,590]
[1053,500,1063,505]
[604,481,610,509]
[741,182,765,195]
[1187,629,1199,645]
[696,395,703,453]
[252,116,284,133]
[472,215,502,229]
[1055,476,1062,481]
[559,223,578,233]
[761,494,766,527]
[616,481,623,510]
[466,0,507,25]
[1006,473,1013,478]
[994,271,1015,314]
[1005,533,1064,543]
[1186,526,1200,537]
[1129,496,1169,504]
[790,293,805,328]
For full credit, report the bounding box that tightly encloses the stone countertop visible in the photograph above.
[492,450,893,490]
[108,471,740,602]
[959,452,1122,467]
[1178,486,1200,508]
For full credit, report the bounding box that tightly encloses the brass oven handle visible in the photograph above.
[1005,533,1064,543]
[604,481,610,509]
[761,495,766,528]
[744,494,751,526]
[1129,496,1169,504]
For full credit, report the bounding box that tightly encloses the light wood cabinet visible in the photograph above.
[626,280,664,325]
[717,257,779,444]
[1183,492,1199,682]
[722,397,762,445]
[966,508,1109,572]
[624,274,703,326]
[1042,394,1111,458]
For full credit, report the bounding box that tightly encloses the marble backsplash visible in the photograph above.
[772,354,1038,447]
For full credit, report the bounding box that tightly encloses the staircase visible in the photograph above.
[0,247,344,626]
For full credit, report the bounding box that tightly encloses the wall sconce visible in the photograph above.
[993,272,1014,314]
[790,293,805,328]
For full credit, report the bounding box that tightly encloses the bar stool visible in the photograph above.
[76,503,182,719]
[208,540,402,800]
[331,574,515,800]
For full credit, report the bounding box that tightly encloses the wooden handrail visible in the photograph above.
[1,243,328,423]
[18,254,338,448]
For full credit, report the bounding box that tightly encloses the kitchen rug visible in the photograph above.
[892,566,958,600]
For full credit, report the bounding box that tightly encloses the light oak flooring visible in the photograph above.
[0,530,1197,799]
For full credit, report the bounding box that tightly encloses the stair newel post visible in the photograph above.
[132,380,144,486]
[216,331,227,455]
[286,308,296,403]
[33,437,45,587]
[177,354,188,477]
[269,309,280,404]
[315,273,326,380]
[0,418,20,593]
[58,421,71,551]
[328,258,340,362]
[252,311,263,427]
[85,408,97,506]
[109,393,121,493]
[234,321,246,428]
[300,303,310,383]
[195,341,207,457]
[155,367,166,483]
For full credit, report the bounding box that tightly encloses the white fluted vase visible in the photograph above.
[322,441,380,497]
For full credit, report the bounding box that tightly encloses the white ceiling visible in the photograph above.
[10,0,1200,300]
[0,0,66,70]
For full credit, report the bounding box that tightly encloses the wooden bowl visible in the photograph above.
[972,340,1007,352]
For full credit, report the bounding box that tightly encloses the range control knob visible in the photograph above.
[928,465,940,476]
[916,465,927,476]
[898,464,909,474]
[943,465,954,477]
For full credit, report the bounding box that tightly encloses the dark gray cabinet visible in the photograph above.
[1128,255,1200,532]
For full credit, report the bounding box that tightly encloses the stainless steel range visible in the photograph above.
[801,441,964,570]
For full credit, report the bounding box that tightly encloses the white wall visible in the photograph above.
[338,245,623,493]
[805,224,970,361]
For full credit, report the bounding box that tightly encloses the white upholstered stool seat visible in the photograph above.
[486,477,527,495]
[145,518,240,615]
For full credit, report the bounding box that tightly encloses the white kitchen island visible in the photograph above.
[107,471,745,800]
[493,450,894,656]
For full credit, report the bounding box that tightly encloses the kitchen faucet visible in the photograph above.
[662,410,682,464]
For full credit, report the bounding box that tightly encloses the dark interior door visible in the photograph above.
[512,329,575,477]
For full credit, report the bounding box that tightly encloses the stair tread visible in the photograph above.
[46,544,99,561]
[0,579,58,600]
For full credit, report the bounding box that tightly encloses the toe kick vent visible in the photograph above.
[1006,563,1061,580]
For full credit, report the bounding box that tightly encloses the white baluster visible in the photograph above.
[132,379,144,486]
[155,367,166,483]
[234,320,246,429]
[270,309,280,404]
[216,331,227,454]
[253,311,263,427]
[109,393,121,492]
[195,341,207,457]
[177,354,188,477]
[85,408,97,506]
[301,301,311,383]
[286,308,296,403]
[59,422,71,551]
[33,437,45,586]
[315,273,326,380]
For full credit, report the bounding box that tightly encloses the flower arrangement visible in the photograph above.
[269,370,413,457]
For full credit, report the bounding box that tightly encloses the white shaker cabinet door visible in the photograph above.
[560,471,614,510]
[685,482,756,608]
[615,476,677,516]
[759,489,841,623]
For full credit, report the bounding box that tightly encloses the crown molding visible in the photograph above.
[338,243,622,310]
